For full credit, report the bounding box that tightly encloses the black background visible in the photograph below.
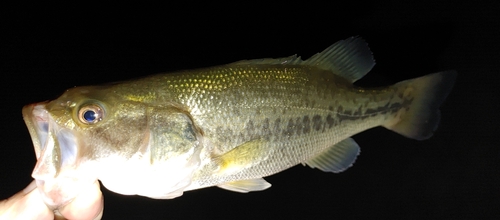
[1,1,499,219]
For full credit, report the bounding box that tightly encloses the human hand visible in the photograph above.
[0,180,103,220]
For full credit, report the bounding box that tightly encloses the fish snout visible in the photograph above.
[23,101,87,208]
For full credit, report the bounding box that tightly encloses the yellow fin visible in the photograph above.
[217,139,268,175]
[217,178,271,193]
[303,138,360,173]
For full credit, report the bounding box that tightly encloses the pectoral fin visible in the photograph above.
[217,178,271,193]
[303,138,360,173]
[217,139,268,175]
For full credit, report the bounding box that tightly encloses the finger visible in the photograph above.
[57,181,103,220]
[0,180,53,220]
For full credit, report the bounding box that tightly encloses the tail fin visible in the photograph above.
[384,71,457,140]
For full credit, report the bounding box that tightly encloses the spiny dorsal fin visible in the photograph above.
[303,138,360,173]
[217,178,271,193]
[230,54,303,66]
[230,36,375,83]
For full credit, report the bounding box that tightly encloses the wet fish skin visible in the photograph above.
[22,37,456,208]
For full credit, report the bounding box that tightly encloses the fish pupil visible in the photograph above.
[83,110,96,122]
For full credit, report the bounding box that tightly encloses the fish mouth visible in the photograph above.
[23,102,50,160]
[23,102,91,208]
[23,102,79,173]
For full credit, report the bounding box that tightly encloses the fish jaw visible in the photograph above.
[22,102,96,208]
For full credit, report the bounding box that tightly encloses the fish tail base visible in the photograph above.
[384,71,457,140]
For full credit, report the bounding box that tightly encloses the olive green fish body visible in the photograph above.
[134,66,395,186]
[22,37,456,207]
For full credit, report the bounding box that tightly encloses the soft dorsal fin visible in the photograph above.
[303,138,360,173]
[230,36,375,83]
[217,178,271,193]
[303,36,375,82]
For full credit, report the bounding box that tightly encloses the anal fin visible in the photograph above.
[217,178,271,193]
[303,138,360,173]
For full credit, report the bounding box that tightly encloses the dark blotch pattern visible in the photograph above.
[312,115,322,131]
[274,118,281,134]
[224,98,414,145]
[302,116,310,134]
[263,118,270,132]
[283,119,295,136]
[295,117,302,136]
[326,114,334,129]
[362,98,413,117]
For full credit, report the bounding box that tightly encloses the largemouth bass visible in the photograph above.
[22,37,456,208]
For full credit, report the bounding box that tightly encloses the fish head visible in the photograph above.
[23,85,204,208]
[22,85,152,208]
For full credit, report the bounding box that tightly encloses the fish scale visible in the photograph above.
[22,37,456,207]
[149,65,413,188]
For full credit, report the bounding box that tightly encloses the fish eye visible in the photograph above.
[78,104,104,124]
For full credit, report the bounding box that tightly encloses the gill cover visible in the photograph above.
[96,105,204,199]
